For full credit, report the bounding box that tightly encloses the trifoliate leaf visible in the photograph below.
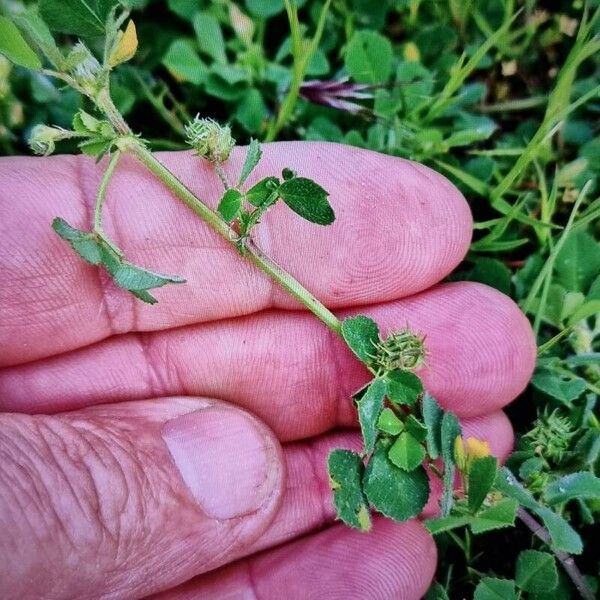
[108,19,138,66]
[422,393,443,459]
[468,456,498,512]
[328,449,371,531]
[278,176,335,225]
[385,370,423,405]
[356,378,386,455]
[0,16,42,70]
[363,443,429,521]
[344,30,393,84]
[388,432,426,471]
[217,189,243,222]
[545,472,600,505]
[470,498,518,534]
[377,408,403,435]
[341,315,379,365]
[440,411,461,516]
[515,550,558,594]
[474,578,516,600]
[238,138,262,187]
[245,176,279,207]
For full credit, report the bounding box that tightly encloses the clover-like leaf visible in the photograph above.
[470,498,518,534]
[341,315,379,365]
[356,378,386,455]
[468,456,498,512]
[363,443,429,521]
[377,408,403,435]
[278,176,335,225]
[218,189,243,222]
[422,393,443,459]
[515,550,558,594]
[388,432,426,471]
[238,138,262,187]
[245,176,279,207]
[474,578,516,600]
[440,411,461,516]
[385,370,423,405]
[328,449,371,531]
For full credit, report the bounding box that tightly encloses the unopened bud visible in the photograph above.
[184,116,235,163]
[68,42,103,97]
[29,124,70,156]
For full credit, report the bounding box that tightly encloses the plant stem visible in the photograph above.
[94,150,121,234]
[127,140,342,335]
[517,508,594,600]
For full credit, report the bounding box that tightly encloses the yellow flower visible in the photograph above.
[454,436,491,472]
[466,437,491,460]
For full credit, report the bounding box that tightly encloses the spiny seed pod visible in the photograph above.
[29,125,70,156]
[372,329,426,372]
[524,410,575,464]
[184,116,235,163]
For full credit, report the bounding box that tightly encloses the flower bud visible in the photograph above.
[184,116,235,163]
[374,329,426,372]
[29,124,70,156]
[68,42,103,97]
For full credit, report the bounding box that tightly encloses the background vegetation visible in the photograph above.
[1,0,599,597]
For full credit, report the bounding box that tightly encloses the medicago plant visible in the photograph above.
[0,2,596,599]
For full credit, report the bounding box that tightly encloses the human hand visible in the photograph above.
[0,143,535,599]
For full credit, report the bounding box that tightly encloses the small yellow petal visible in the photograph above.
[403,42,420,62]
[109,20,138,67]
[357,505,372,532]
[465,437,491,459]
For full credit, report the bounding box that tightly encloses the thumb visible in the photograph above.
[0,397,284,599]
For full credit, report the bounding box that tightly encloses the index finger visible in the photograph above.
[0,142,472,366]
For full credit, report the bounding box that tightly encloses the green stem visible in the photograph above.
[127,140,342,335]
[94,150,121,234]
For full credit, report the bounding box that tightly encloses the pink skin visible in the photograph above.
[0,143,536,599]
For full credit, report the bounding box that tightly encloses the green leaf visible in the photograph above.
[470,498,518,534]
[422,393,443,460]
[234,89,268,134]
[474,578,516,600]
[39,0,117,37]
[245,176,279,207]
[363,443,429,521]
[356,379,386,455]
[52,218,102,265]
[405,415,428,442]
[531,367,586,405]
[494,468,583,554]
[515,550,558,594]
[425,515,471,535]
[110,262,185,292]
[238,139,262,187]
[468,456,498,512]
[278,177,335,225]
[388,432,426,471]
[385,370,423,405]
[0,16,42,69]
[440,411,461,516]
[377,408,403,435]
[555,230,600,293]
[345,30,392,84]
[162,39,207,85]
[341,315,379,365]
[73,109,102,133]
[545,472,600,505]
[217,189,243,222]
[79,138,113,159]
[14,8,63,68]
[328,449,371,531]
[193,13,226,64]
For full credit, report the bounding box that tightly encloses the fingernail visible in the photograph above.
[162,407,279,520]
